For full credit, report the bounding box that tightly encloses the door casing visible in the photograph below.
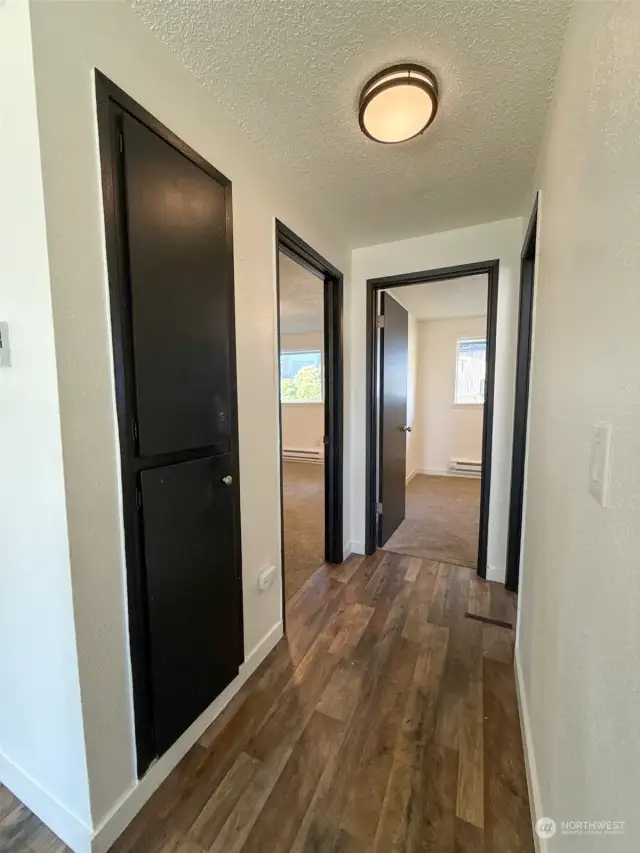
[95,70,243,776]
[365,260,500,578]
[506,196,538,592]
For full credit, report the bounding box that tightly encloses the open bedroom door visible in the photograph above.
[377,292,409,546]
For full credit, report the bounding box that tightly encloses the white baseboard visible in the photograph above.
[0,750,93,853]
[515,647,544,853]
[343,543,352,560]
[282,448,323,464]
[350,541,366,556]
[92,621,283,853]
[485,563,506,583]
[419,468,481,479]
[406,469,417,485]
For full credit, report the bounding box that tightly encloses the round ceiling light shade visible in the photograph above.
[358,64,439,144]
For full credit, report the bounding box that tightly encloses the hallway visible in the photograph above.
[112,554,530,852]
[1,552,530,853]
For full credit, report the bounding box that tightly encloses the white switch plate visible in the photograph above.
[588,422,612,507]
[0,322,10,367]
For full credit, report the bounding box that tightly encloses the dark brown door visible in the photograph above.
[116,111,243,758]
[379,292,409,545]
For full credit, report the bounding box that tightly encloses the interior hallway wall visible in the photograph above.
[279,332,325,452]
[417,316,486,476]
[517,1,640,844]
[350,218,522,579]
[26,0,350,846]
[0,1,91,842]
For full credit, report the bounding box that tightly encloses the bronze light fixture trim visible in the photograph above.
[358,63,439,144]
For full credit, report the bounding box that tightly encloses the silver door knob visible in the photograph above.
[222,475,233,486]
[402,425,412,433]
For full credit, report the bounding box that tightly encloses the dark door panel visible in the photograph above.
[122,113,231,458]
[141,455,241,754]
[97,72,243,773]
[379,293,409,545]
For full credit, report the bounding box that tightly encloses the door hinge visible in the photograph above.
[376,501,383,514]
[323,435,329,445]
[135,487,142,511]
[376,315,385,329]
[132,418,139,441]
[118,129,124,154]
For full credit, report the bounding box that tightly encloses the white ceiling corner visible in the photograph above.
[131,0,570,247]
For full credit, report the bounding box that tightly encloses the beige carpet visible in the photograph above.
[282,461,325,600]
[384,474,481,568]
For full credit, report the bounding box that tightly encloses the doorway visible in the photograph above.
[380,279,489,569]
[96,72,244,775]
[365,261,500,578]
[275,224,344,611]
[277,251,326,599]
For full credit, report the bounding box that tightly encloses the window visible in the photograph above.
[280,350,323,403]
[455,338,486,404]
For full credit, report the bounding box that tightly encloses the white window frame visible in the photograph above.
[279,348,324,405]
[454,337,486,406]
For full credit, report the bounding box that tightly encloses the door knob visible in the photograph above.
[401,425,412,433]
[222,475,233,486]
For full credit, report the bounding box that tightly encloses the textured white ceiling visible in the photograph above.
[278,252,324,335]
[388,275,488,320]
[131,0,570,247]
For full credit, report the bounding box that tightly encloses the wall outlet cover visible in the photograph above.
[257,564,278,591]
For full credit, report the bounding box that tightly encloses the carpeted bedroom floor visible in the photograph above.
[384,473,481,568]
[282,465,480,598]
[282,461,325,600]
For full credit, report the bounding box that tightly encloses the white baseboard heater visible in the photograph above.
[449,459,482,476]
[283,447,324,464]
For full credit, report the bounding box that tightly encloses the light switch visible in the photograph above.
[588,422,612,507]
[0,322,10,367]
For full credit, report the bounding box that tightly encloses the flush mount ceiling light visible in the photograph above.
[358,63,439,144]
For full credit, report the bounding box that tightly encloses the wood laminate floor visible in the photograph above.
[0,553,532,853]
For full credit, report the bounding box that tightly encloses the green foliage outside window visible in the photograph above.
[281,364,322,402]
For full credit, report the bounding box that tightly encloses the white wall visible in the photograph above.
[350,218,522,577]
[516,2,640,848]
[417,316,486,475]
[25,0,350,846]
[0,1,91,845]
[279,332,325,452]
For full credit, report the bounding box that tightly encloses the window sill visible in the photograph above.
[281,401,324,406]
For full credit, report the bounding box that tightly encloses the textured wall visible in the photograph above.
[0,0,90,842]
[517,2,640,847]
